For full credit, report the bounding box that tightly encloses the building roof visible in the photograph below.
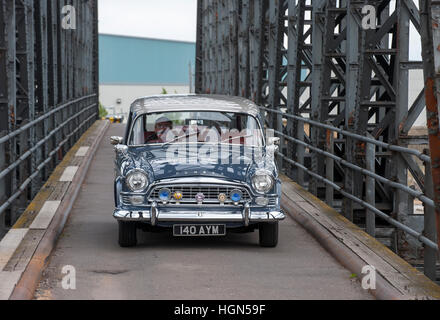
[130,94,261,117]
[99,34,196,85]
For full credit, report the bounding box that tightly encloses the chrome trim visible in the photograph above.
[243,203,250,227]
[148,184,251,204]
[113,208,285,223]
[110,136,123,145]
[151,202,158,226]
[251,169,275,194]
[125,168,149,193]
[137,176,277,198]
[127,108,264,147]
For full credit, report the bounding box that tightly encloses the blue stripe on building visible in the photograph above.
[99,34,196,85]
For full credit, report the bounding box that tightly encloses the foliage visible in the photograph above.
[99,103,108,118]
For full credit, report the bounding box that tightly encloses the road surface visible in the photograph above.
[35,123,372,300]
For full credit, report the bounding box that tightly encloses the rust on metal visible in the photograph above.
[424,77,440,250]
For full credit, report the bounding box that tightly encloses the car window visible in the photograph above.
[129,111,264,147]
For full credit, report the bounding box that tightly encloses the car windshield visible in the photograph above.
[129,111,264,147]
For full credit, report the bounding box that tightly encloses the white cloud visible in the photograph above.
[98,0,197,42]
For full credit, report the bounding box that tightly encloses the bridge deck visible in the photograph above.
[280,177,440,299]
[31,123,372,299]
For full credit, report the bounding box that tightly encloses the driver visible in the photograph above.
[145,116,173,143]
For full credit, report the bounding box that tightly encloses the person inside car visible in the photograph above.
[145,116,173,143]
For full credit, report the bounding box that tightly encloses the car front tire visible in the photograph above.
[118,221,137,247]
[259,222,279,247]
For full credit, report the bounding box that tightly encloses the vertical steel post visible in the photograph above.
[238,0,250,98]
[420,0,440,256]
[309,0,325,196]
[195,0,204,93]
[366,141,376,237]
[286,0,307,182]
[325,125,334,207]
[267,0,285,170]
[423,150,438,281]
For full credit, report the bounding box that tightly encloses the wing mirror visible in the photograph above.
[110,136,123,145]
[114,144,128,155]
[268,137,280,146]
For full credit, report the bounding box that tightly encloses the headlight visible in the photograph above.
[126,169,148,192]
[251,169,274,193]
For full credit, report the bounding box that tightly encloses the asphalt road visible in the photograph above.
[35,124,372,300]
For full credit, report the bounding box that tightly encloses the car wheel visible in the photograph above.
[259,222,279,247]
[118,221,137,247]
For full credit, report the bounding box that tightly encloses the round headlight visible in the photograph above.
[126,170,148,192]
[252,170,274,193]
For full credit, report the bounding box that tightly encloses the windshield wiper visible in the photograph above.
[220,134,254,143]
[161,131,199,148]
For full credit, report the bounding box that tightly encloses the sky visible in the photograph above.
[98,0,198,42]
[98,0,421,59]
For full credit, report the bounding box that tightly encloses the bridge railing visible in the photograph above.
[195,0,440,281]
[260,107,438,255]
[0,0,99,237]
[0,95,98,226]
[260,106,438,278]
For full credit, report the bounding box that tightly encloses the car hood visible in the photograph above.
[124,145,267,182]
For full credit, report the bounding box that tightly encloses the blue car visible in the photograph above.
[111,95,285,247]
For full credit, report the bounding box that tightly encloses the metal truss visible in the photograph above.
[0,0,99,237]
[196,0,440,280]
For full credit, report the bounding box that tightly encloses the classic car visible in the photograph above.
[111,94,285,247]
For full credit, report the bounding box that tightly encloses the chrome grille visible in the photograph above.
[120,194,146,205]
[121,195,132,205]
[149,185,251,203]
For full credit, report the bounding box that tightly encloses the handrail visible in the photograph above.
[0,107,97,217]
[259,106,431,163]
[259,106,438,251]
[0,94,97,145]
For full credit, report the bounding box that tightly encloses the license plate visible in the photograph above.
[173,224,226,237]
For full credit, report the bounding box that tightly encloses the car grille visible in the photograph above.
[149,185,251,204]
[120,194,147,205]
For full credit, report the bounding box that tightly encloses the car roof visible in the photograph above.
[129,94,261,117]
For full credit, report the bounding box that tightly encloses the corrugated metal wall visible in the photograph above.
[99,34,196,85]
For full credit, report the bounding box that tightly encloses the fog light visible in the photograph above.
[159,188,171,203]
[255,197,269,206]
[230,190,243,203]
[130,195,145,205]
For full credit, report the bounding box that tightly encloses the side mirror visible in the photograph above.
[110,136,123,145]
[268,137,280,146]
[114,144,128,155]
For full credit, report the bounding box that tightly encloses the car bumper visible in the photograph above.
[113,203,285,226]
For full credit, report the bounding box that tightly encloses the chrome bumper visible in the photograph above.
[113,203,285,226]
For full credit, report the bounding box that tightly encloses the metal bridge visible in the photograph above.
[0,1,98,236]
[1,0,440,300]
[195,0,440,281]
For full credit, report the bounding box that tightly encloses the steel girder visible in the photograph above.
[0,0,99,237]
[196,0,439,273]
[419,0,440,278]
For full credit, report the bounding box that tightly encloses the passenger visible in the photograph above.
[146,116,173,143]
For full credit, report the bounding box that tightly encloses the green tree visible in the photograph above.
[99,103,108,118]
[161,88,168,94]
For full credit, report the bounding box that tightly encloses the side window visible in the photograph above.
[130,116,145,145]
